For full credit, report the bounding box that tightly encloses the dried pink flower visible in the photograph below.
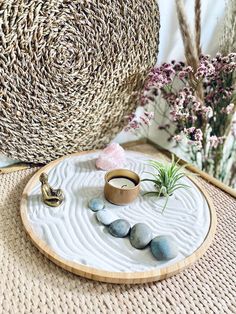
[126,53,235,185]
[209,136,225,149]
[173,135,182,143]
[221,103,235,114]
[195,129,203,142]
[184,127,196,134]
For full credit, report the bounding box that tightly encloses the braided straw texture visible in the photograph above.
[0,168,235,313]
[0,1,159,163]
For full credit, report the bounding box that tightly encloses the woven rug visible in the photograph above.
[0,1,159,163]
[0,168,236,313]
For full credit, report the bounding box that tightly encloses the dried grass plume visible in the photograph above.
[175,0,204,100]
[195,0,202,59]
[175,0,199,72]
[219,0,236,54]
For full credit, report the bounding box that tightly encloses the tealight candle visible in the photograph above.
[108,177,136,189]
[104,169,140,205]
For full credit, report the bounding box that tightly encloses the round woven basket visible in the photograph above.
[0,1,159,163]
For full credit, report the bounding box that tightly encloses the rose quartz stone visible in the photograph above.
[96,143,126,170]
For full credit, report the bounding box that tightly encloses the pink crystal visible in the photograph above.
[96,143,126,170]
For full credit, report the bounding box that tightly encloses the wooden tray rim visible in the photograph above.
[20,150,217,284]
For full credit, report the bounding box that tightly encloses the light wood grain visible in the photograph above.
[0,163,33,174]
[20,149,217,284]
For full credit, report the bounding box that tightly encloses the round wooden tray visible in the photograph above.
[20,150,217,284]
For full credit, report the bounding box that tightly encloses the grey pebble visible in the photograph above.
[150,235,178,261]
[108,219,131,238]
[88,198,104,212]
[130,223,152,249]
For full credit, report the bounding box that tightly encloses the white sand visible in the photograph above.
[27,151,210,272]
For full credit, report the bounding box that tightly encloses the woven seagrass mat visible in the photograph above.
[0,0,159,164]
[0,167,236,313]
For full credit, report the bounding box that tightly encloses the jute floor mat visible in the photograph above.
[0,168,235,313]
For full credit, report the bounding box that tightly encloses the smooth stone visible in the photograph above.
[129,223,152,249]
[88,198,105,212]
[96,210,117,226]
[108,219,131,238]
[150,235,178,261]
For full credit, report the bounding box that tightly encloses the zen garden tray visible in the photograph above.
[20,150,217,284]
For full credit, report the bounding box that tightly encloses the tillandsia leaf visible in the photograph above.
[142,171,160,179]
[162,194,169,214]
[143,191,159,197]
[141,171,160,180]
[160,186,167,195]
[169,184,190,194]
[172,183,190,189]
[149,163,166,173]
[142,154,190,213]
[141,178,159,184]
[148,159,164,166]
[168,164,176,177]
[156,186,163,198]
[164,171,169,186]
[169,173,186,185]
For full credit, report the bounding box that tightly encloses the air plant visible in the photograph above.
[142,155,190,213]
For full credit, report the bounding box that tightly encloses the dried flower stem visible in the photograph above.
[195,0,202,60]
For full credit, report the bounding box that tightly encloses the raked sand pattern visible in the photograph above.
[27,151,211,272]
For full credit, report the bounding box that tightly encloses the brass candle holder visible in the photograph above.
[104,169,140,205]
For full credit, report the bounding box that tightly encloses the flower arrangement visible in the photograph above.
[126,0,236,188]
[142,156,189,213]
